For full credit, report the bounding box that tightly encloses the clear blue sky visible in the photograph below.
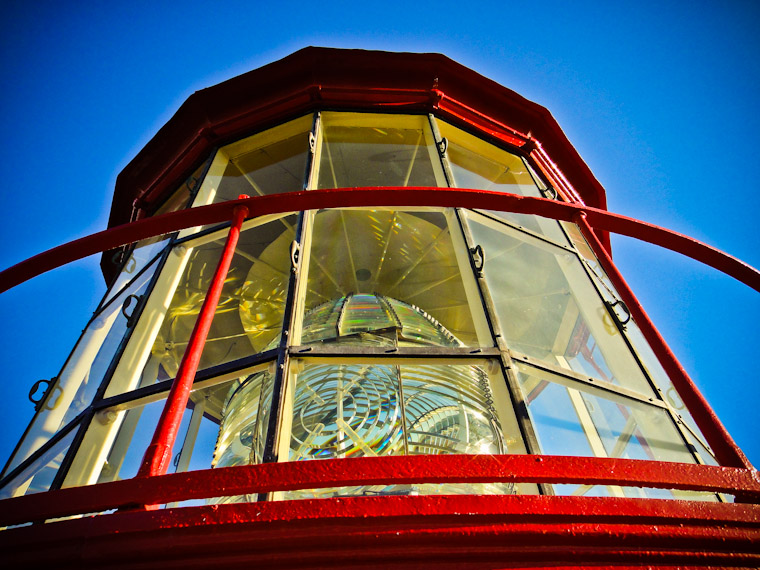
[0,1,758,470]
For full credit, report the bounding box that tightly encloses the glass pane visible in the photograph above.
[212,115,312,203]
[437,120,566,244]
[514,361,702,499]
[95,385,229,484]
[465,211,654,395]
[102,160,207,305]
[214,369,275,470]
[317,113,443,188]
[141,215,295,384]
[102,236,170,306]
[0,429,76,499]
[564,224,716,462]
[4,263,159,474]
[304,209,484,347]
[281,359,521,498]
[151,159,205,216]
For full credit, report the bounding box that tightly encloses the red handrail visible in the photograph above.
[1,454,758,528]
[136,199,249,481]
[1,188,758,294]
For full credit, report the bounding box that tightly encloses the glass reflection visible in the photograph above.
[305,209,482,346]
[437,120,566,244]
[465,211,654,395]
[317,113,442,188]
[563,223,717,464]
[514,360,709,499]
[0,429,76,499]
[215,294,514,499]
[94,378,239,485]
[212,116,312,204]
[144,216,295,381]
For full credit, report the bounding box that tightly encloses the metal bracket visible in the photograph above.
[541,186,558,200]
[28,378,62,411]
[437,137,448,156]
[121,294,144,328]
[604,299,631,330]
[309,132,316,154]
[469,244,485,276]
[290,240,301,272]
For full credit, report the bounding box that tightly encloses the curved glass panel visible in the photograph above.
[437,120,567,245]
[317,113,444,188]
[302,294,461,347]
[282,360,514,499]
[4,262,159,474]
[214,369,275,470]
[210,115,312,204]
[465,210,655,396]
[304,209,485,347]
[131,216,295,390]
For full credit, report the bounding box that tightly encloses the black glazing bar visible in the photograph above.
[507,352,670,411]
[571,249,707,467]
[91,245,174,404]
[50,239,177,489]
[49,410,94,491]
[91,250,165,328]
[451,208,550,495]
[0,414,84,492]
[471,208,576,253]
[96,154,214,314]
[289,346,501,358]
[261,212,307,467]
[186,152,217,206]
[92,349,280,413]
[41,158,218,490]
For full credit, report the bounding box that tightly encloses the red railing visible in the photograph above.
[1,454,759,528]
[1,187,758,530]
[2,188,758,294]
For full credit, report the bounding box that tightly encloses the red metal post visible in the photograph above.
[572,211,751,470]
[136,196,250,479]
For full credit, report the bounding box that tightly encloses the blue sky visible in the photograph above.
[0,1,758,469]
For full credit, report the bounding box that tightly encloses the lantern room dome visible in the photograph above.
[103,47,608,279]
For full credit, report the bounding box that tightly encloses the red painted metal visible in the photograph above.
[2,494,759,568]
[2,455,758,527]
[2,188,758,294]
[573,211,751,470]
[136,198,249,479]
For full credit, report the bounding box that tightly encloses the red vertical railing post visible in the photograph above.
[572,211,751,470]
[136,196,250,479]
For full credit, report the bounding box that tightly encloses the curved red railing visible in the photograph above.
[1,455,759,528]
[1,187,759,532]
[1,188,758,293]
